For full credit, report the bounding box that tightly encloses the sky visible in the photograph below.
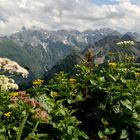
[0,0,140,34]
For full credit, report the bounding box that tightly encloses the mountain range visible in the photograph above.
[0,27,140,87]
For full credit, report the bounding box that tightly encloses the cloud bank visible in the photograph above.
[0,0,140,34]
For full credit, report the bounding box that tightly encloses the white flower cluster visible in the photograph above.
[117,41,135,46]
[0,57,29,78]
[0,75,18,92]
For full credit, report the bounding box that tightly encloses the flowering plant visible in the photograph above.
[116,40,135,47]
[0,57,31,139]
[1,40,140,140]
[0,57,28,78]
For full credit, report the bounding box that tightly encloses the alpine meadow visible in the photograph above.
[0,0,140,140]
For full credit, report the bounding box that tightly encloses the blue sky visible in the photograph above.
[0,0,140,34]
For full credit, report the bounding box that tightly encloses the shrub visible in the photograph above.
[0,41,140,140]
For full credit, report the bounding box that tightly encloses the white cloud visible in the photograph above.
[0,0,140,34]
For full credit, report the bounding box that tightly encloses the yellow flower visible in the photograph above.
[135,72,140,78]
[10,92,19,97]
[69,78,76,83]
[4,112,12,117]
[69,78,77,89]
[95,64,98,68]
[51,91,58,98]
[32,79,44,86]
[126,56,134,62]
[108,62,117,69]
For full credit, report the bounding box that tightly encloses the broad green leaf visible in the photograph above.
[60,109,66,116]
[67,126,74,135]
[90,80,96,85]
[98,77,105,82]
[136,122,140,128]
[120,130,128,139]
[101,118,109,126]
[0,126,6,133]
[68,99,73,104]
[120,99,132,111]
[104,127,116,135]
[132,112,138,119]
[98,131,105,139]
[0,134,6,140]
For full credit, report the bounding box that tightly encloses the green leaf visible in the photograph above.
[101,118,109,126]
[0,126,6,133]
[104,127,116,135]
[90,80,96,86]
[120,99,132,111]
[98,77,105,82]
[108,74,116,82]
[67,126,74,135]
[136,122,140,128]
[98,131,105,139]
[75,95,84,102]
[120,130,128,139]
[78,131,89,139]
[60,109,66,116]
[0,134,6,140]
[132,112,139,119]
[67,99,73,104]
[113,104,121,113]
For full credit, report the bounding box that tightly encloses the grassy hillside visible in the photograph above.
[0,39,45,86]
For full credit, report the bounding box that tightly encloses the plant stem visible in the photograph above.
[16,113,29,140]
[24,121,39,140]
[32,121,39,134]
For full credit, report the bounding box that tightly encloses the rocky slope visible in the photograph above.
[45,32,140,80]
[0,27,140,86]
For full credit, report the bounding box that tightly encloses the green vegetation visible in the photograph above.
[0,41,140,139]
[0,39,45,80]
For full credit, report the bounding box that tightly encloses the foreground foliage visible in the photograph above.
[0,41,140,139]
